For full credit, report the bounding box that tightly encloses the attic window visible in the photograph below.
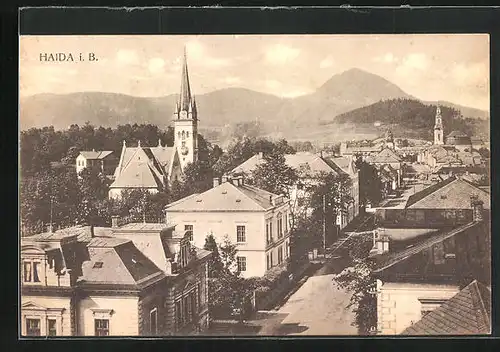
[445,253,456,259]
[441,195,447,199]
[93,262,103,269]
[132,258,137,264]
[236,199,241,203]
[222,190,227,194]
[196,199,202,202]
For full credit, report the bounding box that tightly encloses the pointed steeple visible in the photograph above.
[178,46,192,114]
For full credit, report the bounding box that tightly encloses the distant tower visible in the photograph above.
[434,106,444,145]
[173,47,198,171]
[385,129,394,150]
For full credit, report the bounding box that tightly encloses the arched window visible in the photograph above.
[178,132,181,139]
[186,131,190,138]
[182,131,186,139]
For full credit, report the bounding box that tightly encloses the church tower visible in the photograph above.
[434,105,444,145]
[173,48,198,171]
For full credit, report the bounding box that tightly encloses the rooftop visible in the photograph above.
[405,176,490,210]
[166,181,286,212]
[402,280,491,335]
[231,152,338,177]
[373,221,483,274]
[79,151,113,160]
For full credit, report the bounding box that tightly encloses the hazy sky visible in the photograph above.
[20,34,489,110]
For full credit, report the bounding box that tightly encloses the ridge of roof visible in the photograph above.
[405,176,458,208]
[373,221,482,274]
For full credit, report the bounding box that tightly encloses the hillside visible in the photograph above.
[328,98,490,141]
[20,68,489,143]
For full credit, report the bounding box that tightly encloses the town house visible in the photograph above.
[165,175,292,278]
[76,150,117,176]
[20,222,211,337]
[371,195,490,335]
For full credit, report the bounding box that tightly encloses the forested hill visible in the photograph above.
[327,98,489,140]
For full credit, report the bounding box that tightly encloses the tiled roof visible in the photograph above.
[402,280,491,335]
[367,148,402,164]
[112,145,175,188]
[324,156,357,176]
[373,221,482,274]
[166,181,285,212]
[80,240,164,287]
[79,151,114,160]
[231,152,337,176]
[25,226,91,242]
[447,130,469,138]
[110,161,164,189]
[406,176,490,209]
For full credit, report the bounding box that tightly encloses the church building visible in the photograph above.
[109,49,199,199]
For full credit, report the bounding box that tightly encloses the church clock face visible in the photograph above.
[180,111,187,119]
[181,145,189,156]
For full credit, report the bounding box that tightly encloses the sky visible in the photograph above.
[20,34,490,110]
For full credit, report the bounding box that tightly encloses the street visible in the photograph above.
[207,214,375,336]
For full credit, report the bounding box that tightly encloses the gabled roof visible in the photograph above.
[110,162,163,188]
[112,145,175,188]
[166,181,285,212]
[231,152,337,177]
[368,147,402,164]
[79,151,114,160]
[402,280,491,335]
[373,221,483,274]
[405,176,490,209]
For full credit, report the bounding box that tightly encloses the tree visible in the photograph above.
[219,235,238,274]
[333,258,378,335]
[251,149,299,199]
[203,233,223,278]
[355,158,383,207]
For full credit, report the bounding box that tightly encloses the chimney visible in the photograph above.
[158,138,162,147]
[269,195,273,205]
[370,231,390,256]
[92,148,95,152]
[221,174,228,183]
[47,223,53,233]
[213,177,220,188]
[258,152,263,159]
[90,224,95,238]
[470,195,484,222]
[111,215,120,228]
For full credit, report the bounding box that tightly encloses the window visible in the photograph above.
[184,225,193,241]
[237,225,246,243]
[277,214,283,238]
[47,319,57,336]
[278,246,283,264]
[23,261,40,283]
[270,252,274,267]
[237,256,247,272]
[186,131,190,138]
[150,308,157,335]
[284,213,288,233]
[23,262,31,282]
[26,318,40,336]
[266,254,271,270]
[94,319,109,336]
[197,283,202,308]
[266,222,271,244]
[175,300,182,327]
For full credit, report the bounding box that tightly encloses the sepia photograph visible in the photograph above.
[19,33,491,337]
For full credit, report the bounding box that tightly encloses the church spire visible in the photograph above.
[434,105,444,145]
[178,47,192,114]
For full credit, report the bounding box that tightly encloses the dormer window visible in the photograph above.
[93,262,103,269]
